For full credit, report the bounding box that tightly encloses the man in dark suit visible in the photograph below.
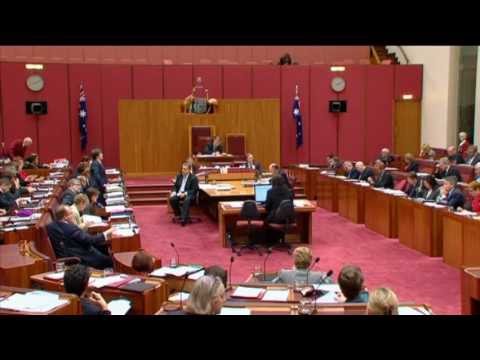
[404,153,419,173]
[379,148,394,166]
[355,161,375,181]
[90,148,108,205]
[326,154,342,170]
[46,205,114,269]
[437,177,465,209]
[405,172,423,198]
[465,145,480,166]
[369,160,394,189]
[64,264,112,315]
[447,145,465,165]
[265,175,294,223]
[60,178,82,206]
[0,177,18,212]
[169,162,199,226]
[435,157,463,182]
[343,161,360,179]
[203,136,223,155]
[268,163,293,191]
[245,153,262,176]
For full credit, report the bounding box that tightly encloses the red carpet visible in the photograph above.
[134,205,461,314]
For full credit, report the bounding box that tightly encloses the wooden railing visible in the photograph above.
[370,46,381,64]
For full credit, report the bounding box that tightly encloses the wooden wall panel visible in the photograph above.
[119,100,280,175]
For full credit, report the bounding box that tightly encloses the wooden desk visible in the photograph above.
[30,271,168,315]
[396,198,444,257]
[337,180,366,224]
[110,233,142,253]
[195,154,235,166]
[442,211,480,269]
[0,244,49,288]
[0,286,80,315]
[1,227,39,245]
[287,165,322,200]
[364,188,398,238]
[316,173,338,212]
[218,200,315,247]
[461,267,480,314]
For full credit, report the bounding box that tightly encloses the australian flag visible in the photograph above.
[293,94,303,148]
[79,82,88,150]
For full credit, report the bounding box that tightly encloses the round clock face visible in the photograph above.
[26,74,45,92]
[331,76,346,92]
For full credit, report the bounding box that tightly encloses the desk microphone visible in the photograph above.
[170,242,180,267]
[313,270,333,314]
[177,267,204,311]
[263,247,272,281]
[228,256,234,290]
[305,257,320,286]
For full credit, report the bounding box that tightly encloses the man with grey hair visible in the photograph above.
[465,145,480,166]
[343,161,360,179]
[379,148,394,166]
[355,161,374,181]
[369,159,394,189]
[446,145,465,165]
[434,157,462,182]
[438,176,465,210]
[60,178,83,206]
[245,153,262,175]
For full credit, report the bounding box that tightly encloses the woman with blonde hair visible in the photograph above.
[70,193,91,230]
[419,144,436,160]
[367,287,399,315]
[185,275,226,315]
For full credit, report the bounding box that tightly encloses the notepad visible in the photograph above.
[107,299,131,315]
[168,292,190,302]
[398,306,430,315]
[82,214,103,224]
[188,270,205,280]
[293,199,311,207]
[261,289,289,302]
[219,307,251,315]
[105,205,126,213]
[224,201,244,208]
[44,272,65,281]
[90,275,130,289]
[231,287,264,299]
[150,266,203,278]
[0,291,68,313]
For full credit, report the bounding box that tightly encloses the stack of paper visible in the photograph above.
[313,283,342,304]
[44,272,65,281]
[224,201,244,208]
[106,197,126,205]
[82,215,103,224]
[105,168,120,175]
[231,287,264,299]
[261,289,289,302]
[188,270,205,280]
[113,228,136,237]
[0,291,68,313]
[294,199,311,207]
[150,266,202,278]
[219,307,251,315]
[107,299,131,315]
[90,275,130,289]
[398,306,430,315]
[168,292,190,302]
[105,205,126,213]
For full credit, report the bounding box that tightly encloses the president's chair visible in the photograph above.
[189,125,215,155]
[233,200,264,256]
[226,133,246,160]
[267,199,297,254]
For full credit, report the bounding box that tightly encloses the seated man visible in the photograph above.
[169,162,199,226]
[420,175,441,201]
[131,250,156,275]
[368,159,394,189]
[46,205,114,269]
[367,288,399,315]
[0,177,19,213]
[64,264,111,315]
[343,161,360,179]
[268,163,293,190]
[379,148,394,166]
[203,136,223,155]
[446,145,465,165]
[437,176,465,210]
[184,275,226,315]
[274,246,332,285]
[355,161,375,181]
[336,265,369,303]
[245,153,262,176]
[326,154,342,170]
[405,172,423,198]
[434,157,462,182]
[465,145,480,166]
[403,153,419,173]
[61,178,82,206]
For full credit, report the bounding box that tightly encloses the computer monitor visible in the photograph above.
[254,184,272,203]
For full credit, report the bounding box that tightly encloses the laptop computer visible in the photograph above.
[254,183,272,204]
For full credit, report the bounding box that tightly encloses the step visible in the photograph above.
[127,184,172,192]
[130,197,167,205]
[128,190,171,199]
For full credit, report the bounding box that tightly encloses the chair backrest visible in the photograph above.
[35,212,57,261]
[226,134,246,157]
[190,125,215,155]
[274,200,296,224]
[240,200,260,221]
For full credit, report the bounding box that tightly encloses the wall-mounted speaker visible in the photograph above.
[26,101,48,115]
[329,100,347,113]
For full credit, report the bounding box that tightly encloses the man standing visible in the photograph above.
[169,163,199,226]
[90,148,108,205]
[9,137,33,161]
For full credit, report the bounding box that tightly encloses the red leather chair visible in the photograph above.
[189,125,215,155]
[226,133,246,160]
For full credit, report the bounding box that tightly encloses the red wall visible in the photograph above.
[0,62,423,168]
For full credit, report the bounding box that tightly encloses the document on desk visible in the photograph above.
[150,266,202,278]
[0,291,68,313]
[107,299,131,315]
[313,284,342,304]
[231,287,265,299]
[168,292,190,302]
[219,307,252,315]
[423,202,447,208]
[199,184,217,190]
[188,269,205,280]
[398,306,430,315]
[223,201,244,208]
[82,214,103,224]
[90,275,130,289]
[44,272,65,281]
[261,289,289,302]
[293,199,311,207]
[105,205,126,213]
[112,228,136,237]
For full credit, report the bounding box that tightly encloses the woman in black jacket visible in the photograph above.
[265,175,294,223]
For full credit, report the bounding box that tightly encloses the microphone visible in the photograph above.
[177,267,204,311]
[170,242,180,267]
[263,247,272,281]
[313,270,333,314]
[305,257,320,287]
[228,256,234,291]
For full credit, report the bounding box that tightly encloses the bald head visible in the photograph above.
[374,159,386,171]
[459,132,467,141]
[355,161,366,172]
[23,137,32,147]
[343,161,353,172]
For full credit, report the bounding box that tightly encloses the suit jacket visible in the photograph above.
[379,155,394,166]
[0,191,16,211]
[406,180,423,198]
[405,161,419,173]
[172,173,199,199]
[90,160,108,192]
[60,188,77,206]
[246,161,262,175]
[203,143,223,154]
[435,166,463,183]
[46,220,109,268]
[448,153,465,165]
[374,171,394,189]
[358,167,375,181]
[443,188,465,209]
[422,187,441,201]
[274,269,333,285]
[346,291,369,303]
[345,168,360,179]
[465,153,480,166]
[265,185,294,223]
[80,298,111,315]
